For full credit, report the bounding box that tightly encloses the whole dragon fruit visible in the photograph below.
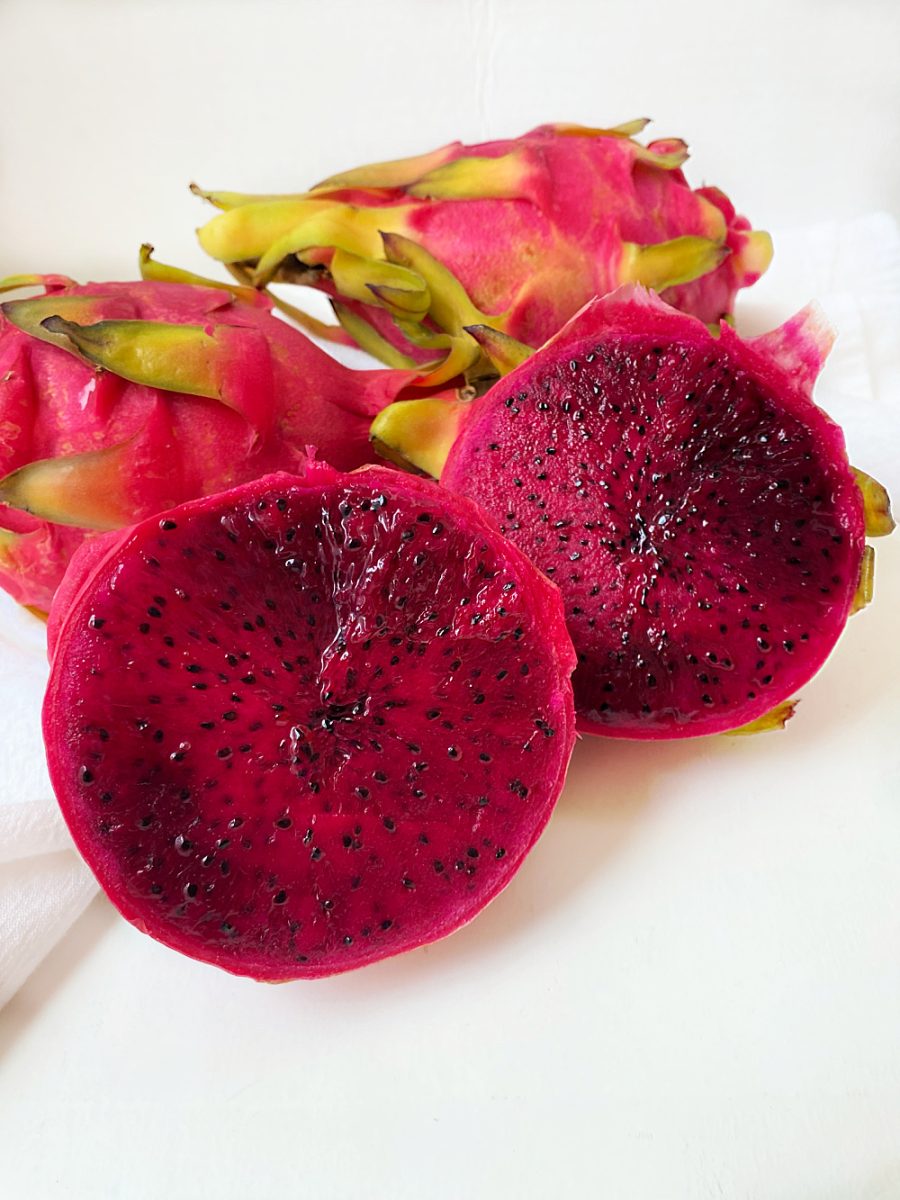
[372,287,893,738]
[44,466,576,979]
[0,251,449,611]
[194,120,772,386]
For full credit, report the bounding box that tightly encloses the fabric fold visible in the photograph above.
[0,850,97,1010]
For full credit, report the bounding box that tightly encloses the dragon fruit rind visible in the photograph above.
[44,466,576,979]
[372,287,892,739]
[0,252,442,611]
[194,120,772,386]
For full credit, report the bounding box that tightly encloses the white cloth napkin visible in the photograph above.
[0,600,97,1009]
[1,212,898,1009]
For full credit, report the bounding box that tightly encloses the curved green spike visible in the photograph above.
[370,396,468,478]
[197,197,339,264]
[851,545,875,615]
[634,138,690,170]
[391,319,453,351]
[853,468,895,536]
[310,142,458,194]
[267,291,351,344]
[41,316,231,398]
[138,244,259,303]
[251,204,395,288]
[0,272,77,295]
[380,231,500,334]
[331,302,420,369]
[611,118,652,137]
[464,325,533,376]
[621,235,729,290]
[414,335,483,388]
[366,281,431,322]
[190,183,306,211]
[39,316,273,435]
[330,247,430,313]
[358,323,479,387]
[0,274,46,294]
[407,152,530,201]
[550,119,651,138]
[2,294,111,349]
[0,441,136,530]
[726,699,798,736]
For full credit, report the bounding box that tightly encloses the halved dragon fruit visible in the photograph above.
[0,251,450,611]
[194,120,772,387]
[44,465,576,978]
[372,287,892,738]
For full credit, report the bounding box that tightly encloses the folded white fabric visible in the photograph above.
[0,599,97,1010]
[0,212,897,1009]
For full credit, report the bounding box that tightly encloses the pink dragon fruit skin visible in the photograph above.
[44,466,576,980]
[394,130,767,337]
[194,121,772,380]
[0,266,446,611]
[372,287,888,739]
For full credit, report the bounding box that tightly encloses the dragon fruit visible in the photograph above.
[194,120,772,386]
[43,465,576,979]
[0,251,449,611]
[372,287,892,738]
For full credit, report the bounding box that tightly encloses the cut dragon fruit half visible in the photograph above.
[371,288,891,738]
[44,466,576,979]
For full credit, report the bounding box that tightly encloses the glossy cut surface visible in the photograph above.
[44,468,575,978]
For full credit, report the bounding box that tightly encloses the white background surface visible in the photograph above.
[2,2,900,1198]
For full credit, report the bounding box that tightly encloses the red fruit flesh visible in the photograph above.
[44,467,575,978]
[439,293,866,737]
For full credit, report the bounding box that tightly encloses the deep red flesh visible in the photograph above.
[44,470,574,977]
[442,332,864,736]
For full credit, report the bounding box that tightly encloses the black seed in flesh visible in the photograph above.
[44,469,574,980]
